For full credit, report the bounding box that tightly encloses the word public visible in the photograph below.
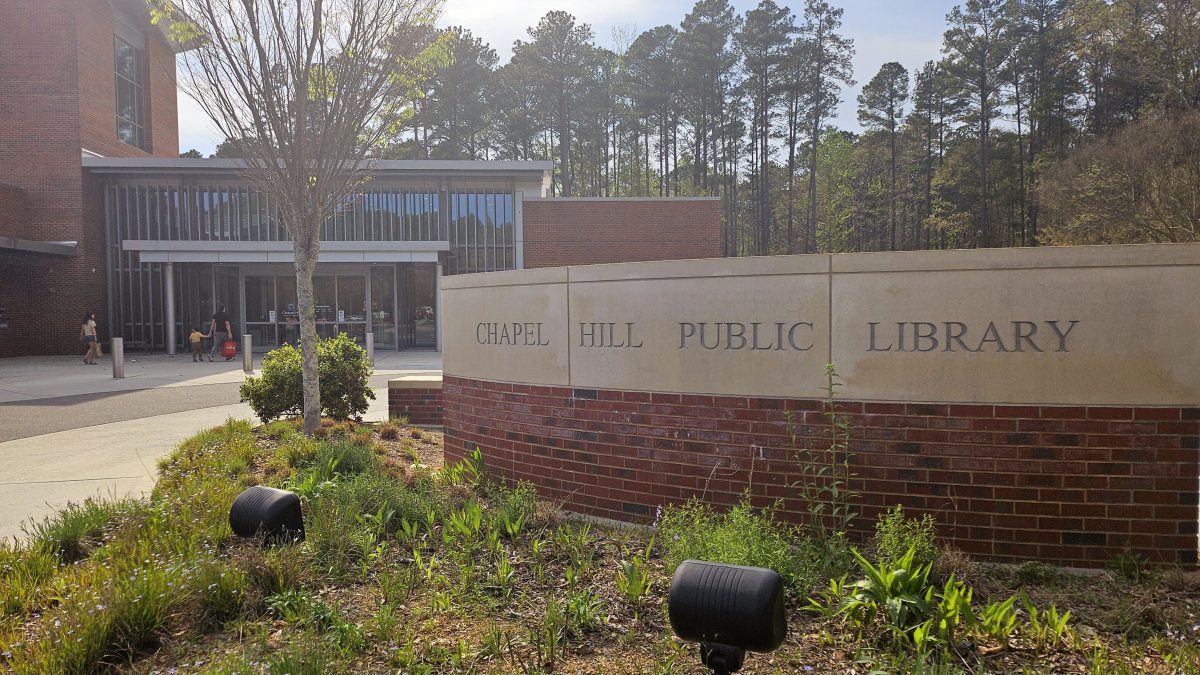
[679,321,814,351]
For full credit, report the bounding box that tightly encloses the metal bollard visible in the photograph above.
[365,332,374,365]
[111,337,124,379]
[242,334,253,373]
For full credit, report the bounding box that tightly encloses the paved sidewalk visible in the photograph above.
[0,350,440,541]
[0,350,441,403]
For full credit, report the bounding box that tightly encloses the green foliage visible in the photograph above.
[22,497,142,563]
[565,589,606,635]
[870,505,939,572]
[1013,560,1058,586]
[806,545,1024,658]
[238,333,375,423]
[0,542,57,620]
[657,498,803,592]
[192,560,250,628]
[488,480,537,538]
[440,446,484,486]
[1020,594,1071,652]
[614,538,653,609]
[978,595,1018,643]
[791,364,858,540]
[838,547,938,643]
[1106,548,1150,583]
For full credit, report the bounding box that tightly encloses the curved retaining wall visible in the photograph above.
[442,244,1200,567]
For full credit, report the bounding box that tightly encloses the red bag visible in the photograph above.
[221,340,237,359]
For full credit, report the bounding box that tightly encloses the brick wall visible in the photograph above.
[443,376,1200,568]
[389,388,444,426]
[0,184,31,239]
[76,0,179,157]
[522,198,722,268]
[0,0,177,356]
[0,174,109,357]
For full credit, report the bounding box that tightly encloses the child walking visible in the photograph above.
[189,327,209,362]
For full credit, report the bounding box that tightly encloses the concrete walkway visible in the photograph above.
[0,350,441,541]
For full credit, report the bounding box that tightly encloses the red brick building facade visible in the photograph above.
[0,0,182,356]
[523,198,722,269]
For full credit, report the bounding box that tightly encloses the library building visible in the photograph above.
[0,0,720,357]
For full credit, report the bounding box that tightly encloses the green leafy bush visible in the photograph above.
[657,498,804,592]
[870,504,938,572]
[239,333,375,423]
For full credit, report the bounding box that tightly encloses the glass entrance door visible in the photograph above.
[370,265,397,350]
[241,269,386,351]
[398,263,437,349]
[313,274,367,343]
[244,275,277,347]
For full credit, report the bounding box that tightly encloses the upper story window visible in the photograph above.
[114,36,146,149]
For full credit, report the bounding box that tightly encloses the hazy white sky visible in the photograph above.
[177,0,960,155]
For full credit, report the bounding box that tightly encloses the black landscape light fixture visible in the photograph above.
[668,560,787,675]
[229,485,304,544]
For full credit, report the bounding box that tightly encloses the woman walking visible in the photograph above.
[80,312,99,365]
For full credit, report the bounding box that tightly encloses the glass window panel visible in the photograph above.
[411,264,437,348]
[277,275,299,346]
[244,275,274,323]
[115,40,137,78]
[337,275,366,322]
[370,266,396,349]
[313,276,335,323]
[114,37,145,149]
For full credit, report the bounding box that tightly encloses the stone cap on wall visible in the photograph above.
[388,374,443,390]
[441,242,1200,406]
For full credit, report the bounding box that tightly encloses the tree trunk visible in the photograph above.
[808,108,820,254]
[559,93,571,197]
[293,236,321,434]
[1015,76,1028,247]
[889,122,897,251]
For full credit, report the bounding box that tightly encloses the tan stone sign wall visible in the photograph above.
[441,243,1200,405]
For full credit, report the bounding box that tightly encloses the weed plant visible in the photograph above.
[791,364,859,540]
[657,497,805,592]
[871,504,939,572]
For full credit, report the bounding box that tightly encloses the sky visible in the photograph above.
[177,0,961,156]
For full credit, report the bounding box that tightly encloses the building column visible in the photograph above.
[514,191,525,270]
[164,262,176,355]
[435,261,443,353]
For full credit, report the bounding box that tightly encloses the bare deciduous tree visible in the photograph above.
[154,0,444,434]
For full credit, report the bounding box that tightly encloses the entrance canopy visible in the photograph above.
[124,240,446,263]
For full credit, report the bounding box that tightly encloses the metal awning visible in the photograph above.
[0,237,77,255]
[122,239,446,263]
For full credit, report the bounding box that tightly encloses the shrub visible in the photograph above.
[239,333,375,423]
[657,498,804,592]
[870,505,939,572]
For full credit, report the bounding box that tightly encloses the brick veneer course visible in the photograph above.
[443,376,1200,567]
[522,198,722,268]
[389,388,444,426]
[0,184,31,239]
